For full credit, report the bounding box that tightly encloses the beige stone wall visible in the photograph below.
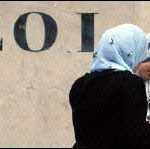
[0,1,149,148]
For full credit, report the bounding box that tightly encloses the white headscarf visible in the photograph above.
[90,24,148,73]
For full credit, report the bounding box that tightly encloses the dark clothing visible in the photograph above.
[69,70,150,148]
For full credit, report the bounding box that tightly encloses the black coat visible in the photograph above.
[69,70,150,148]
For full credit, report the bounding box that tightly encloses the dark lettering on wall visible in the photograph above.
[0,39,3,51]
[78,13,98,52]
[14,12,57,52]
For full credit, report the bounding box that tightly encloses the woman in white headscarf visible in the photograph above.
[90,24,147,73]
[69,24,150,148]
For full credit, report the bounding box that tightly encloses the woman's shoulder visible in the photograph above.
[113,71,145,95]
[70,70,145,91]
[118,71,145,86]
[69,71,146,109]
[106,71,145,92]
[69,73,90,108]
[91,70,144,86]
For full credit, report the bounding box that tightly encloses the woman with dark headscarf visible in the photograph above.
[69,24,150,148]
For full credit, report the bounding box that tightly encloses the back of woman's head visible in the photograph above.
[90,24,148,73]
